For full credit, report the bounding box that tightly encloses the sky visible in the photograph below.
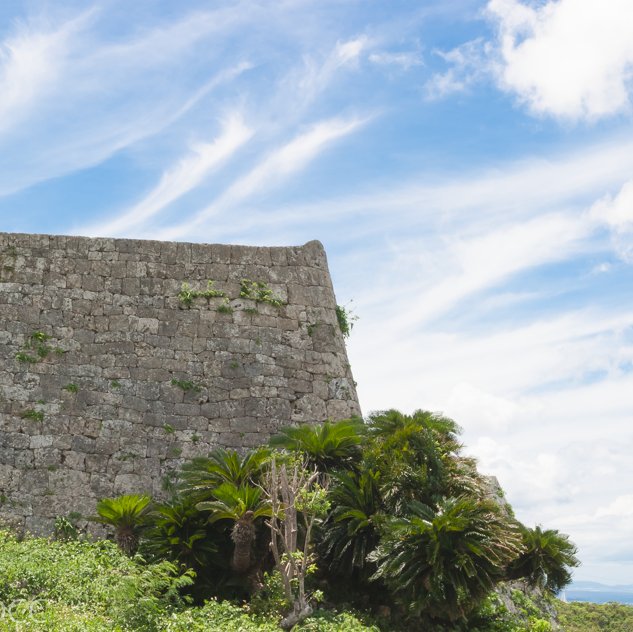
[1,0,633,584]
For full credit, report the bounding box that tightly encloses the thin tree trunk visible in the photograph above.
[231,510,255,573]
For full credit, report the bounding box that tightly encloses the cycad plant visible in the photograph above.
[367,408,461,447]
[269,418,365,473]
[179,447,270,502]
[197,482,272,574]
[506,524,579,593]
[93,494,151,556]
[364,409,460,512]
[370,496,524,623]
[142,497,218,571]
[318,469,382,581]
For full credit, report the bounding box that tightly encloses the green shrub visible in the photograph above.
[0,529,377,631]
[557,600,633,632]
[0,530,190,630]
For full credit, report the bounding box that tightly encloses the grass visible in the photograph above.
[217,300,234,314]
[21,409,44,422]
[170,379,202,393]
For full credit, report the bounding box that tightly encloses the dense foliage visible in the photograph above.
[0,530,376,631]
[506,525,579,593]
[1,409,582,630]
[557,601,633,632]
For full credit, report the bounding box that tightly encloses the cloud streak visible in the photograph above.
[0,9,95,136]
[81,113,254,238]
[0,5,254,197]
[148,115,369,241]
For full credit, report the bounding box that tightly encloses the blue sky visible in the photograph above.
[2,0,633,583]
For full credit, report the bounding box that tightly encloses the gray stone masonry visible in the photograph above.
[0,232,360,533]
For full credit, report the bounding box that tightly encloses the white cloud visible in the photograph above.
[0,6,254,197]
[369,50,423,70]
[214,134,633,246]
[294,37,369,109]
[0,10,94,136]
[596,495,633,518]
[486,0,633,120]
[370,209,595,331]
[81,114,253,237]
[149,115,369,241]
[336,37,367,65]
[446,383,520,431]
[425,38,490,99]
[591,179,633,262]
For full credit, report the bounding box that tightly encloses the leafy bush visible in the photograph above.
[0,530,190,630]
[0,530,376,631]
[2,407,583,630]
[557,600,633,632]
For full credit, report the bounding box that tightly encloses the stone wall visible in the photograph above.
[0,232,360,533]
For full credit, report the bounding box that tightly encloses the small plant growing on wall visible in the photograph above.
[239,279,284,307]
[217,299,234,314]
[63,383,79,393]
[21,408,44,421]
[178,280,226,308]
[15,331,64,364]
[335,303,358,338]
[170,378,202,393]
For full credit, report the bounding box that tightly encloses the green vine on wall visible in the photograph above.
[216,299,234,314]
[178,281,226,308]
[177,278,284,311]
[239,279,284,307]
[335,304,358,338]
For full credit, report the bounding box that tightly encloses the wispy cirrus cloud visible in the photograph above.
[80,114,254,238]
[590,179,633,263]
[0,9,94,136]
[369,49,423,70]
[0,5,255,197]
[424,38,491,99]
[149,115,369,241]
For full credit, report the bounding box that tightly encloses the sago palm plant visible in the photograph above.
[93,494,151,556]
[506,524,579,593]
[364,410,457,512]
[179,447,270,502]
[367,408,462,454]
[369,496,524,623]
[197,482,271,574]
[269,417,365,473]
[142,497,218,571]
[318,469,382,580]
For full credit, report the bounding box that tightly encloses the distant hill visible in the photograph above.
[565,581,633,605]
